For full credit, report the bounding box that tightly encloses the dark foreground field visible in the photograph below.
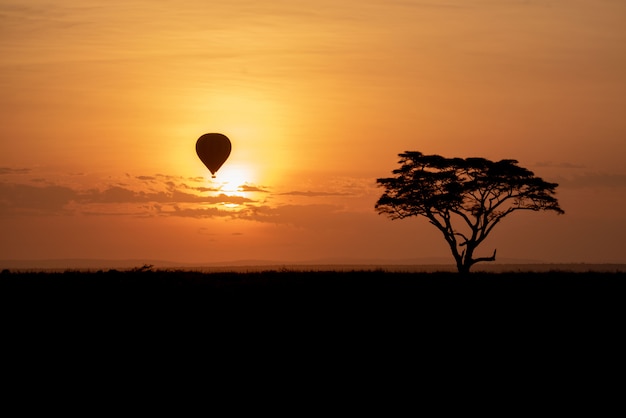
[3,268,624,353]
[3,267,624,398]
[2,266,624,289]
[2,268,624,313]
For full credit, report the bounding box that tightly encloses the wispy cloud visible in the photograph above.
[238,184,270,193]
[0,183,76,215]
[0,168,378,226]
[0,172,260,217]
[279,190,353,197]
[0,167,31,175]
[193,186,223,193]
[155,205,242,219]
[535,161,586,169]
[557,172,626,189]
[229,202,393,234]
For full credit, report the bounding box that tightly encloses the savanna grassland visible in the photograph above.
[3,267,623,386]
[2,267,624,314]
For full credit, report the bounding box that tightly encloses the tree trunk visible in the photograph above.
[458,245,475,275]
[457,263,472,275]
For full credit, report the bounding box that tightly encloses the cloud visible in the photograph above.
[0,176,257,217]
[0,170,371,223]
[81,186,145,203]
[193,186,222,192]
[156,205,239,219]
[0,183,76,215]
[77,187,255,206]
[0,167,31,175]
[279,190,353,197]
[237,203,348,228]
[274,176,377,199]
[558,172,626,189]
[238,184,270,193]
[156,174,185,180]
[535,161,586,169]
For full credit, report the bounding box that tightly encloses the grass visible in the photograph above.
[2,267,623,372]
[2,267,624,306]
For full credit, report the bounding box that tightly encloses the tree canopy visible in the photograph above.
[375,152,564,273]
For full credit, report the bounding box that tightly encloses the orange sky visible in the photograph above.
[1,0,625,265]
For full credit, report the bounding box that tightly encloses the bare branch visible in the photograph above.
[471,248,497,265]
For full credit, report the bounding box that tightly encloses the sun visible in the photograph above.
[211,163,256,196]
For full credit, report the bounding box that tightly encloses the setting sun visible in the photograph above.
[211,164,257,195]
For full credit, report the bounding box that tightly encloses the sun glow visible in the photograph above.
[210,163,256,196]
[181,87,296,185]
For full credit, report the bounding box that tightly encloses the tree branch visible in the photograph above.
[471,248,497,265]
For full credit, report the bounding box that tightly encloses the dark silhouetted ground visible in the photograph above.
[2,268,623,317]
[2,268,622,401]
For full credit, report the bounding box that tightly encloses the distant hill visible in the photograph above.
[1,257,625,273]
[0,256,531,270]
[0,259,188,271]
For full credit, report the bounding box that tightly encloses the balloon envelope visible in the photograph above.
[196,133,231,176]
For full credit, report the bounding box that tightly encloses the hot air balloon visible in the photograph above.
[196,133,231,178]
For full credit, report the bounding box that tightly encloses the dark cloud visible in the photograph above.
[161,206,239,219]
[0,183,76,215]
[140,202,356,224]
[131,174,272,195]
[77,187,255,205]
[0,167,31,175]
[238,184,270,192]
[80,210,148,217]
[558,172,626,189]
[279,190,353,197]
[156,174,184,180]
[0,180,256,217]
[237,204,346,227]
[194,186,222,192]
[173,191,254,205]
[81,186,147,203]
[0,172,362,223]
[0,177,377,232]
[535,161,586,169]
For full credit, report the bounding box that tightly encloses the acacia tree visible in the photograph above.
[375,152,564,274]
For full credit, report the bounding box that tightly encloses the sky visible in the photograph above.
[1,0,625,265]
